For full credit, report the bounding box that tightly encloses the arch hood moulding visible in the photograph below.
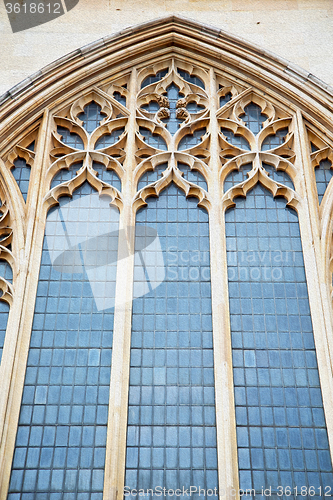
[1,15,333,147]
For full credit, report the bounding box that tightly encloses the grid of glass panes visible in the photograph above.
[177,70,205,90]
[57,127,84,150]
[178,128,206,151]
[137,164,168,191]
[12,158,31,201]
[78,102,105,134]
[221,128,251,151]
[139,127,167,150]
[0,300,9,364]
[263,164,294,190]
[50,162,83,190]
[92,162,122,191]
[95,127,125,150]
[261,128,289,151]
[141,70,168,89]
[314,159,333,203]
[240,104,267,135]
[224,164,252,192]
[125,184,218,497]
[226,184,333,499]
[178,163,208,190]
[8,183,117,500]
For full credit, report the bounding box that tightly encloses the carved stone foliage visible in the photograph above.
[0,187,14,306]
[45,87,128,210]
[133,60,212,210]
[218,90,298,209]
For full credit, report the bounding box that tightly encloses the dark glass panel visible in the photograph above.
[12,157,31,201]
[226,183,333,496]
[125,184,218,497]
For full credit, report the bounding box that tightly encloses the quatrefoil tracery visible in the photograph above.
[46,90,127,210]
[0,191,14,305]
[137,61,209,148]
[219,92,298,209]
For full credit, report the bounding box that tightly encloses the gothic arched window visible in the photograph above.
[0,17,333,500]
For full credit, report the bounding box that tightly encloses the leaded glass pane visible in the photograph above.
[92,162,122,191]
[224,164,252,192]
[178,128,206,151]
[240,103,267,135]
[0,260,13,283]
[263,164,294,190]
[0,300,9,364]
[177,70,205,89]
[12,158,31,201]
[95,127,125,150]
[178,163,207,190]
[78,102,105,134]
[125,184,218,498]
[226,184,333,498]
[57,127,84,150]
[314,159,333,203]
[8,183,117,500]
[261,128,288,151]
[139,128,167,150]
[51,162,83,190]
[137,164,168,191]
[221,128,251,150]
[141,70,168,89]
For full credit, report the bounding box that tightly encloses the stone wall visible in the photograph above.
[0,0,332,96]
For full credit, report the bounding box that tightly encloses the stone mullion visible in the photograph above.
[0,109,53,499]
[103,68,137,500]
[294,110,333,463]
[208,68,240,499]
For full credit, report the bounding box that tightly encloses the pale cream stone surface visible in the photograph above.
[1,0,333,95]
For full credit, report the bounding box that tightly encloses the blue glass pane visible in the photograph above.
[262,128,288,151]
[178,163,208,190]
[177,70,205,89]
[125,184,218,496]
[95,127,125,150]
[263,164,294,190]
[92,162,122,191]
[224,164,252,192]
[221,128,250,151]
[315,159,333,203]
[137,164,168,191]
[27,142,35,152]
[12,158,31,201]
[219,92,232,108]
[8,183,116,498]
[141,70,168,89]
[57,126,84,150]
[113,92,127,107]
[226,183,333,496]
[78,102,105,134]
[178,128,206,151]
[51,162,83,190]
[139,128,167,151]
[0,260,13,283]
[240,103,267,135]
[0,300,9,364]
